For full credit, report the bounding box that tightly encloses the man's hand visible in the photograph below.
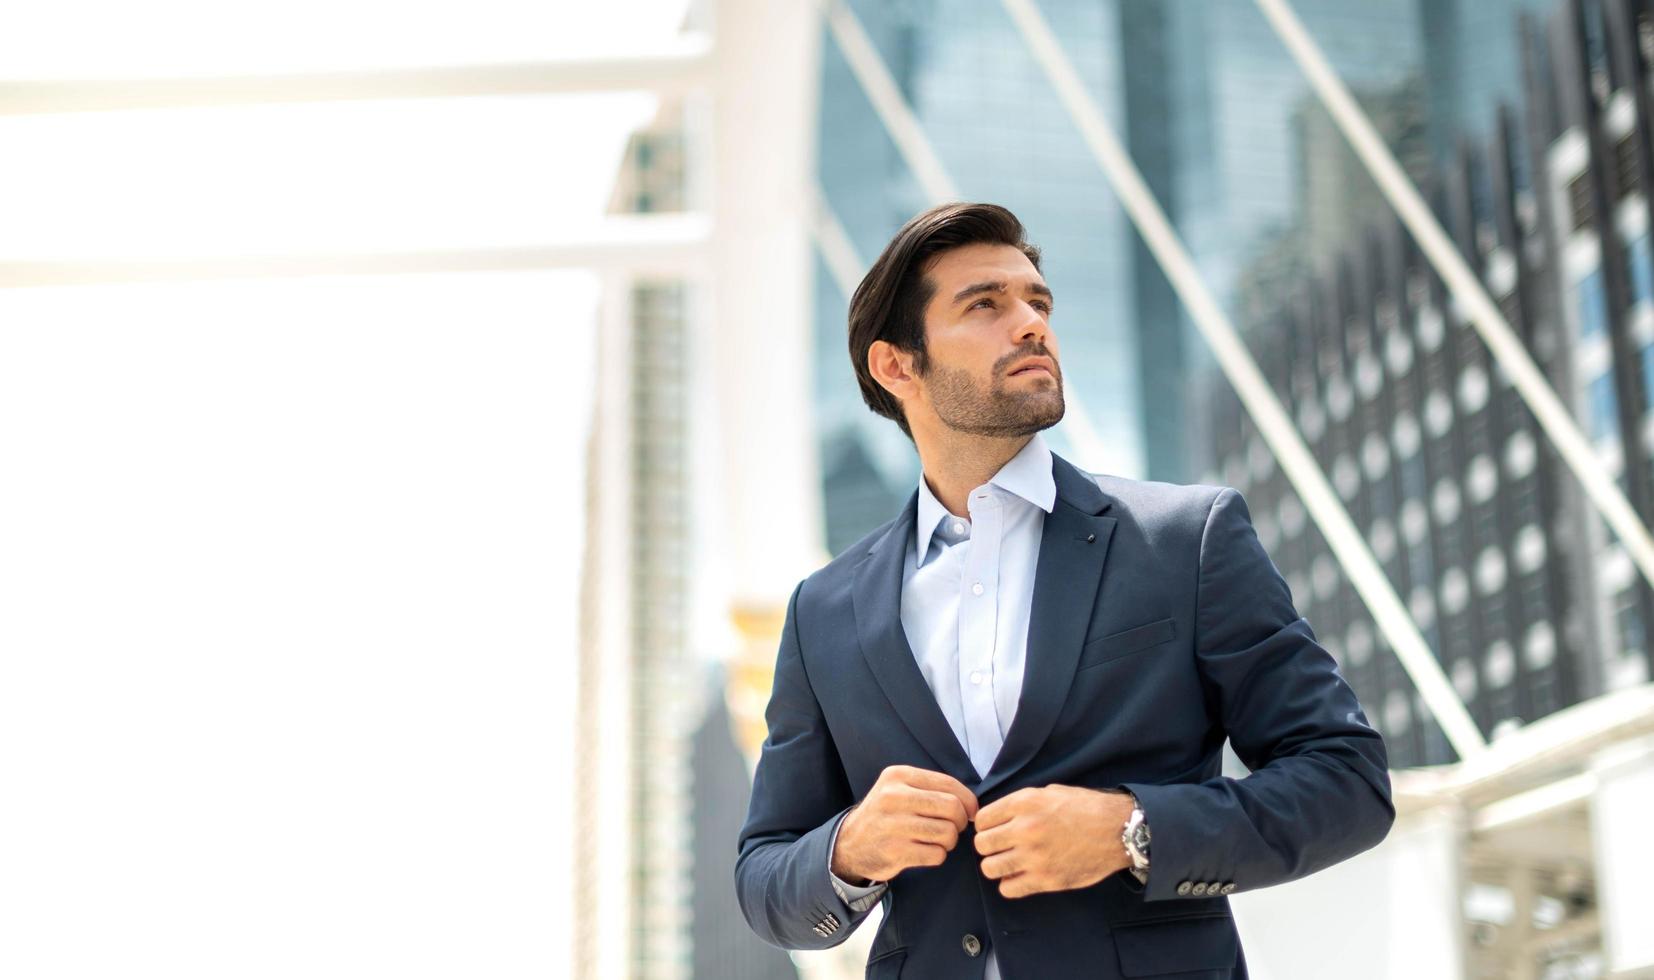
[831,765,979,885]
[974,785,1134,898]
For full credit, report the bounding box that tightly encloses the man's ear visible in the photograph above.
[867,339,918,403]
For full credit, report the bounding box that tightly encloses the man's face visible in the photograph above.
[912,242,1064,438]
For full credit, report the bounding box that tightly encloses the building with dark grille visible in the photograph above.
[1202,0,1654,768]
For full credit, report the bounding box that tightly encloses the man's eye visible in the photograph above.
[970,297,1051,313]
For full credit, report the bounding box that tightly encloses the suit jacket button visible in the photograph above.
[1220,883,1236,895]
[1176,881,1192,896]
[1191,882,1208,896]
[962,933,983,957]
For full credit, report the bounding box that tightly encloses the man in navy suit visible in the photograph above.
[735,202,1394,979]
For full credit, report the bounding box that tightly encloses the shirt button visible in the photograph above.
[952,522,965,534]
[972,582,984,596]
[970,671,984,685]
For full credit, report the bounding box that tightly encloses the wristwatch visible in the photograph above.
[1121,796,1151,885]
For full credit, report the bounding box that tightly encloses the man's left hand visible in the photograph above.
[973,785,1134,898]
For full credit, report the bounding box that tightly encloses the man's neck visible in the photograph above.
[914,431,1034,519]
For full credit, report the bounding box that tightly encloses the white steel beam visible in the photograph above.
[1254,0,1654,600]
[1471,772,1596,832]
[1452,683,1654,795]
[821,0,958,203]
[810,183,866,306]
[0,36,714,115]
[1001,0,1486,759]
[0,213,713,287]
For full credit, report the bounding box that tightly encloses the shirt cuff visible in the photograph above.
[827,807,888,913]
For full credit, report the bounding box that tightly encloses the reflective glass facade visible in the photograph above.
[1203,0,1654,766]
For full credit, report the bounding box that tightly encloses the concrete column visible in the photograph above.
[702,7,864,977]
[1590,734,1654,975]
[1231,805,1466,980]
[707,0,827,612]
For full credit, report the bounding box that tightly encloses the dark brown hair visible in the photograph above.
[847,202,1043,439]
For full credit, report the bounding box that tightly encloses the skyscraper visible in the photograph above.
[1201,0,1654,767]
[573,102,699,980]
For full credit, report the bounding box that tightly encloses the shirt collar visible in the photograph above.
[913,432,1056,566]
[989,430,1058,514]
[914,478,953,567]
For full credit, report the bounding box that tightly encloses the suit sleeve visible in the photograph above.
[1121,486,1396,901]
[734,580,877,948]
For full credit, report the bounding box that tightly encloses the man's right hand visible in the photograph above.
[830,765,979,885]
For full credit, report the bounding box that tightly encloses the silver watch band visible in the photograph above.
[1121,792,1151,883]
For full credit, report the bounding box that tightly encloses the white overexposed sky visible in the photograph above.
[0,0,696,78]
[0,93,663,260]
[0,3,689,976]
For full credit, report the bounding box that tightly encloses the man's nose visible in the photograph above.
[1013,302,1050,345]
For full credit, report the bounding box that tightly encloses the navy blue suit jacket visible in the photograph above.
[735,451,1394,979]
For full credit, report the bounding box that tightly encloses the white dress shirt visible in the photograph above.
[831,432,1055,980]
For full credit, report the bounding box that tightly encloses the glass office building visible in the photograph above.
[1202,0,1654,767]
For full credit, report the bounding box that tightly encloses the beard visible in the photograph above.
[920,351,1065,438]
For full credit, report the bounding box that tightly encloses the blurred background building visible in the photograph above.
[1198,0,1654,771]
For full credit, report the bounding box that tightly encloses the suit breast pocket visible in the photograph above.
[1077,616,1177,671]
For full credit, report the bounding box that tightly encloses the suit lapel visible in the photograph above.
[977,453,1116,798]
[850,490,979,785]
